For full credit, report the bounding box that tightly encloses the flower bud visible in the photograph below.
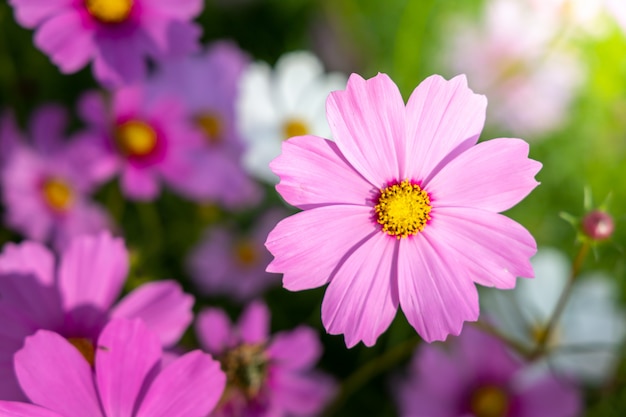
[581,209,614,241]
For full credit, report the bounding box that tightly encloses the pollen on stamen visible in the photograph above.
[85,0,134,24]
[375,180,432,239]
[115,120,158,158]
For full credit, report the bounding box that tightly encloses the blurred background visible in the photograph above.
[1,0,625,415]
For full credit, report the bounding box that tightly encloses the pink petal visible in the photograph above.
[516,374,581,417]
[110,281,194,347]
[147,0,204,19]
[404,74,487,182]
[272,135,376,209]
[96,319,162,417]
[77,91,110,128]
[58,232,129,312]
[0,241,55,286]
[265,205,377,292]
[34,11,94,73]
[396,232,479,342]
[270,371,335,416]
[321,232,399,347]
[238,301,270,345]
[326,73,406,185]
[0,402,65,417]
[120,165,160,201]
[14,330,104,417]
[8,0,73,27]
[135,351,226,417]
[195,308,234,355]
[92,34,145,87]
[426,138,541,212]
[268,327,322,371]
[30,104,67,154]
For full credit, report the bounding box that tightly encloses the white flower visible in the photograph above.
[481,247,626,384]
[236,51,346,183]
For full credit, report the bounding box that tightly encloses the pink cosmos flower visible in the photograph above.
[196,301,336,417]
[0,105,112,249]
[0,232,194,400]
[265,73,542,347]
[76,85,239,202]
[395,327,581,417]
[8,0,203,87]
[186,209,284,301]
[0,318,225,417]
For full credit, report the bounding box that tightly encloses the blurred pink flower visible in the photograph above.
[395,327,581,417]
[8,0,203,87]
[196,301,336,417]
[186,210,284,302]
[0,105,112,249]
[0,318,225,417]
[77,86,245,203]
[266,73,541,347]
[0,232,194,400]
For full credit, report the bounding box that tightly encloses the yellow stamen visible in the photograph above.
[234,240,258,266]
[470,385,509,417]
[375,180,431,238]
[282,118,308,139]
[67,337,96,367]
[220,343,268,400]
[195,113,224,144]
[115,120,157,158]
[85,0,133,24]
[42,178,74,212]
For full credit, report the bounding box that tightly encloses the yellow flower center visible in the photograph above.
[375,180,431,238]
[115,120,158,158]
[220,343,268,400]
[42,178,74,212]
[195,112,224,144]
[67,337,96,367]
[282,118,308,140]
[470,385,509,417]
[234,240,258,266]
[531,322,559,348]
[85,0,133,24]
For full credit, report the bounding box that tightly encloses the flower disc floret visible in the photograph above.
[283,118,309,139]
[85,0,133,24]
[375,180,431,238]
[470,385,509,417]
[42,178,74,212]
[220,343,268,399]
[115,120,157,157]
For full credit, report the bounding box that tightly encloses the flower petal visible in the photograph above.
[135,351,226,417]
[148,0,203,19]
[0,402,65,417]
[14,330,104,417]
[326,73,406,185]
[120,166,160,201]
[268,326,322,371]
[30,104,68,154]
[272,135,375,209]
[275,51,324,113]
[58,232,128,312]
[397,232,479,342]
[0,241,55,286]
[404,74,487,182]
[96,319,162,417]
[8,0,73,27]
[195,308,234,355]
[110,281,193,347]
[321,232,399,347]
[265,205,377,292]
[515,372,581,417]
[238,301,270,345]
[427,138,541,212]
[270,370,335,416]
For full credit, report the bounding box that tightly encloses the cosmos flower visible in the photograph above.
[237,50,347,183]
[0,318,225,417]
[265,73,541,347]
[195,301,336,417]
[395,326,581,417]
[77,86,242,202]
[8,0,203,87]
[186,209,284,302]
[481,247,626,384]
[0,105,112,249]
[0,232,194,400]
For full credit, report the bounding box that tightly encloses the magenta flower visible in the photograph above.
[265,73,542,347]
[0,105,112,249]
[186,210,284,301]
[395,327,581,417]
[8,0,203,87]
[0,232,194,400]
[0,318,225,417]
[196,301,336,417]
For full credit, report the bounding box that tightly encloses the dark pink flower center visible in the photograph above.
[85,0,133,24]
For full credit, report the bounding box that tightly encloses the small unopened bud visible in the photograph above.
[582,210,614,241]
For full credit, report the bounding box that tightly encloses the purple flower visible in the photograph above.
[186,210,284,301]
[196,301,336,417]
[395,327,581,417]
[8,0,204,87]
[0,105,112,249]
[0,318,226,417]
[0,232,194,400]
